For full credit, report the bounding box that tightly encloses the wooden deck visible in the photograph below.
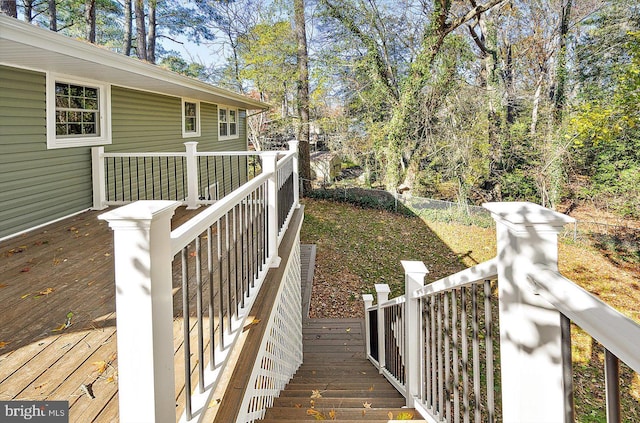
[0,206,205,422]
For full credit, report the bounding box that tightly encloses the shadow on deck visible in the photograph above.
[0,207,205,422]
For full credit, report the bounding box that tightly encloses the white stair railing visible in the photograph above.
[364,201,640,423]
[99,143,300,423]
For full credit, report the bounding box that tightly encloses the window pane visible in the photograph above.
[56,95,68,108]
[219,122,227,136]
[85,87,98,99]
[84,98,98,110]
[53,80,103,141]
[69,111,81,122]
[229,123,237,136]
[219,109,227,122]
[70,85,84,97]
[55,83,69,96]
[185,117,196,132]
[70,97,83,109]
[185,102,196,117]
[229,110,236,123]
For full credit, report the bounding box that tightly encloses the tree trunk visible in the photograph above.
[48,0,57,31]
[135,0,147,61]
[85,0,96,43]
[1,0,17,18]
[294,0,312,193]
[124,0,133,56]
[147,0,156,63]
[552,0,572,124]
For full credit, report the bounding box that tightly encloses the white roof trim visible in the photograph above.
[0,15,269,110]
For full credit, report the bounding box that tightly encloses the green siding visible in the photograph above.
[0,65,93,239]
[0,66,251,240]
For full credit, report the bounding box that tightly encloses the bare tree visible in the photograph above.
[1,0,17,18]
[147,0,156,63]
[294,0,312,192]
[123,0,133,55]
[48,0,57,31]
[135,0,147,60]
[85,0,96,43]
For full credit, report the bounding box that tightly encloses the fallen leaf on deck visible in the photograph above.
[395,411,415,420]
[0,283,8,289]
[93,361,108,374]
[306,409,326,420]
[388,411,394,419]
[39,288,54,295]
[310,389,323,399]
[21,293,31,299]
[21,267,30,273]
[294,403,302,408]
[368,384,375,391]
[0,341,10,349]
[104,253,111,257]
[345,327,351,332]
[52,323,67,332]
[328,409,336,420]
[362,401,372,409]
[207,398,220,408]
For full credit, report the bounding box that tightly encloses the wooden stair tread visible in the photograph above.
[255,318,418,422]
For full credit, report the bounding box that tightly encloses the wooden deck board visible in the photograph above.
[0,206,214,422]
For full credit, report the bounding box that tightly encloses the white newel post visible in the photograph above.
[91,146,107,210]
[184,141,200,209]
[401,260,428,407]
[375,284,390,372]
[362,294,374,358]
[262,152,281,267]
[99,201,180,423]
[484,202,575,423]
[287,140,300,208]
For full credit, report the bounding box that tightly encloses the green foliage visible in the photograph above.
[571,27,640,217]
[159,55,208,79]
[238,21,298,105]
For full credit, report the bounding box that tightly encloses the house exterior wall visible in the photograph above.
[0,66,248,240]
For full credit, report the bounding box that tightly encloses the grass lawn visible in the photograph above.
[300,197,640,422]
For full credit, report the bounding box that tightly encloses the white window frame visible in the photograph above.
[218,106,239,140]
[46,73,112,149]
[182,98,201,138]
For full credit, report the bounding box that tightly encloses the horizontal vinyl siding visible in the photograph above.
[0,66,93,239]
[109,86,184,152]
[1,68,253,239]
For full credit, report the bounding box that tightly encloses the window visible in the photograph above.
[46,74,111,149]
[182,99,201,138]
[219,107,238,140]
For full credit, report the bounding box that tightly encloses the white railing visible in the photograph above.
[99,142,301,423]
[238,235,303,423]
[364,202,640,423]
[92,142,296,210]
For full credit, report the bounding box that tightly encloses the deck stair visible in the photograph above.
[255,318,420,422]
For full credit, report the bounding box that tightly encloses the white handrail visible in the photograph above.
[102,151,188,158]
[529,266,640,373]
[378,295,406,309]
[413,257,498,298]
[170,172,270,256]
